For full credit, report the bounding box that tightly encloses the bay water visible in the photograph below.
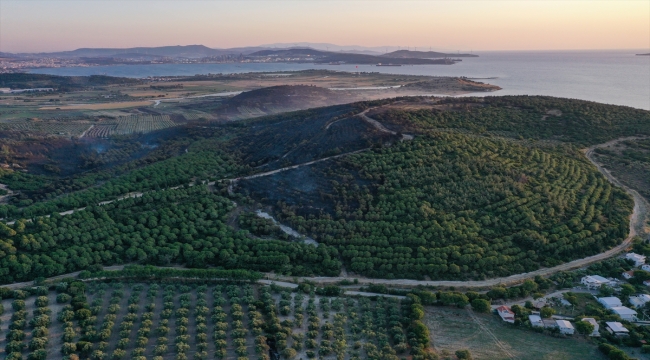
[29,50,650,110]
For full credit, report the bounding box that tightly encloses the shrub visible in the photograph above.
[471,299,491,313]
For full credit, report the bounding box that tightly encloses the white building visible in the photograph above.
[529,315,543,327]
[582,318,600,336]
[556,320,575,335]
[622,271,635,280]
[611,306,637,321]
[642,264,650,272]
[644,280,650,287]
[598,297,623,309]
[629,294,650,308]
[581,275,614,289]
[626,253,646,267]
[606,321,630,336]
[496,305,515,323]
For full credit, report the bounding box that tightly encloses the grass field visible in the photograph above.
[425,307,606,360]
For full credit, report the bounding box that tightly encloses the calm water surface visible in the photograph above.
[30,50,650,110]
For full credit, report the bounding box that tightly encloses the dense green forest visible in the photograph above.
[245,132,632,279]
[370,96,650,145]
[0,95,647,283]
[0,186,342,284]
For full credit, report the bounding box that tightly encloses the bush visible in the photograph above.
[456,349,473,360]
[471,299,491,313]
[57,293,72,304]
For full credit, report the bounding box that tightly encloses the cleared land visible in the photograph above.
[424,307,604,360]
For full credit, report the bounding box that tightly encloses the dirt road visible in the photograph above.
[359,109,413,140]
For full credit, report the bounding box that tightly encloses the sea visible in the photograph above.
[29,50,650,110]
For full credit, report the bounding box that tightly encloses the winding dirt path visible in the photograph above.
[359,109,413,140]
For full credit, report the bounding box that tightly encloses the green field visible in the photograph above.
[425,307,605,360]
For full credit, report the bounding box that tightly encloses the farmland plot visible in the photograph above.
[83,115,177,138]
[0,122,91,137]
[0,281,419,360]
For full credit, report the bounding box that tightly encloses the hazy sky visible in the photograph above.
[1,1,648,53]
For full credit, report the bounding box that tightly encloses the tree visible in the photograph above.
[34,296,48,308]
[282,348,297,359]
[524,301,534,309]
[61,342,77,355]
[575,320,595,335]
[620,284,635,297]
[599,285,615,297]
[456,349,473,360]
[410,304,425,320]
[487,287,507,300]
[540,307,555,318]
[471,299,491,313]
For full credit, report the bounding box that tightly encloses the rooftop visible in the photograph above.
[627,252,646,260]
[584,275,610,283]
[606,322,629,333]
[556,320,574,328]
[598,297,622,306]
[611,306,637,315]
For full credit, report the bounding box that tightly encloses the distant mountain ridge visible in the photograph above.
[247,48,455,65]
[11,45,273,58]
[382,50,478,58]
[5,43,476,59]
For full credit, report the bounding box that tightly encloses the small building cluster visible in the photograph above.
[597,296,637,321]
[528,314,575,334]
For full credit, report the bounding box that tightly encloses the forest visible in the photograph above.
[0,95,647,283]
[0,186,342,284]
[243,132,632,279]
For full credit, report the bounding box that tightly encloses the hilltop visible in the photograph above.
[211,85,345,120]
[0,95,648,283]
[247,48,455,65]
[383,49,478,58]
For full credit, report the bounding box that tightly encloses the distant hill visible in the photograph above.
[637,53,650,56]
[16,45,273,59]
[247,48,454,65]
[382,50,478,59]
[213,85,345,120]
[261,42,385,55]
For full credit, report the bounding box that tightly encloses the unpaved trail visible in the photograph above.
[2,265,125,290]
[213,148,369,186]
[79,124,94,138]
[359,109,413,140]
[466,307,516,360]
[585,136,650,238]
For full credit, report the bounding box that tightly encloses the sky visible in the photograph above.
[1,1,649,53]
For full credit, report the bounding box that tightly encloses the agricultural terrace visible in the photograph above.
[0,122,91,137]
[84,115,176,138]
[0,280,431,360]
